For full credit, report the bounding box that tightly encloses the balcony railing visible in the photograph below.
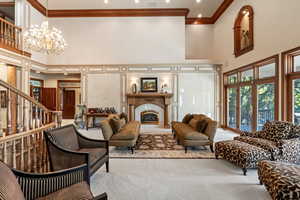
[0,18,30,57]
[0,79,61,173]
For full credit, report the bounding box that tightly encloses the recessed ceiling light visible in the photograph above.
[197,13,202,18]
[135,0,139,3]
[196,0,202,3]
[166,0,170,3]
[104,0,108,4]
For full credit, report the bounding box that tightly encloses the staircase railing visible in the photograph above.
[0,79,61,173]
[0,18,30,57]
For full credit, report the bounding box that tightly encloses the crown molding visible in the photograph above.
[27,0,47,16]
[0,2,15,7]
[186,0,234,24]
[26,0,234,25]
[48,8,189,18]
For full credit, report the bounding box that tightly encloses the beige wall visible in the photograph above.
[48,17,186,65]
[213,0,300,72]
[185,25,214,60]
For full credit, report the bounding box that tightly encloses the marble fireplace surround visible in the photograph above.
[127,93,173,128]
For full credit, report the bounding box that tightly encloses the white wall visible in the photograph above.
[87,73,121,111]
[178,73,216,120]
[213,0,300,72]
[28,3,48,64]
[47,17,186,65]
[186,25,214,60]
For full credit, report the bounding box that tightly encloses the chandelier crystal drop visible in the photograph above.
[23,21,67,55]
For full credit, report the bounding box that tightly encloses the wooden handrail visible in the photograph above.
[0,79,48,111]
[0,18,21,30]
[0,79,61,173]
[0,18,30,57]
[0,123,55,142]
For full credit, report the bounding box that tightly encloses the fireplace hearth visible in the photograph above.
[141,110,159,124]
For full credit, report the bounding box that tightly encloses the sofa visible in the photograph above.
[100,113,141,154]
[45,124,109,181]
[0,161,107,200]
[172,114,217,153]
[215,121,300,175]
[258,160,300,200]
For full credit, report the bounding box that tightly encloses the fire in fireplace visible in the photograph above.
[141,110,159,124]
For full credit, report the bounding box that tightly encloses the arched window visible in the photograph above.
[234,6,254,57]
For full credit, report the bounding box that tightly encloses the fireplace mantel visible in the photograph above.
[126,93,173,128]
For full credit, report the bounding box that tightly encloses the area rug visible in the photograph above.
[109,133,215,159]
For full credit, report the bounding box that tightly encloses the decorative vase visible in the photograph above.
[132,83,137,94]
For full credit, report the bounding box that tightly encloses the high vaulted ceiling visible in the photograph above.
[37,0,224,18]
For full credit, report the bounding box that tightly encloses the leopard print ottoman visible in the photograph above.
[258,160,300,200]
[215,140,272,175]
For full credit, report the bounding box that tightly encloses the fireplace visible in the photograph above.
[141,110,159,124]
[126,93,173,128]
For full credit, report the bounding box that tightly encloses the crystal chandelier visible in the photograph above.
[23,21,67,55]
[23,0,67,55]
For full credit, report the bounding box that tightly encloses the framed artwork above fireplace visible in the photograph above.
[140,77,158,93]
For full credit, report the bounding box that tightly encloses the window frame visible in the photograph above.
[223,55,279,132]
[282,47,300,122]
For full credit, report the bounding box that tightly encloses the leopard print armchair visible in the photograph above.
[235,121,300,164]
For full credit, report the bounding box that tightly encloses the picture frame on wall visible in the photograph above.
[140,77,158,93]
[0,91,7,108]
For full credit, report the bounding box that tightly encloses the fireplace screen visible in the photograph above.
[141,110,159,124]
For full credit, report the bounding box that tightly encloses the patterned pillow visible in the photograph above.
[262,121,293,141]
[182,114,193,124]
[291,124,300,138]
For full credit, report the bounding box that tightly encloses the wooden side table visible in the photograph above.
[84,113,109,130]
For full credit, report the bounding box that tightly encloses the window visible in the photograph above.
[224,55,278,132]
[241,69,253,82]
[259,63,276,78]
[293,55,300,72]
[228,74,238,84]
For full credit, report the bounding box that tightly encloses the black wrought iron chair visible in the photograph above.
[45,124,109,182]
[0,161,107,200]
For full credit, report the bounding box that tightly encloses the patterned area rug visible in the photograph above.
[110,133,215,159]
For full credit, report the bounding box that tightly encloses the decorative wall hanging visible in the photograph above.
[140,78,158,93]
[234,5,254,57]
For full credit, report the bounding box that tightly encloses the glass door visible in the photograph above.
[227,88,237,128]
[257,83,275,130]
[240,85,252,131]
[293,79,300,124]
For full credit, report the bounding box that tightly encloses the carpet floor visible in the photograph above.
[91,159,271,200]
[65,121,270,200]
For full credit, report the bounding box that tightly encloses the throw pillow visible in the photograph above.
[182,114,193,124]
[291,124,300,138]
[110,118,126,133]
[197,119,208,133]
[99,120,114,140]
[262,121,293,141]
[120,112,128,123]
[188,119,199,130]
